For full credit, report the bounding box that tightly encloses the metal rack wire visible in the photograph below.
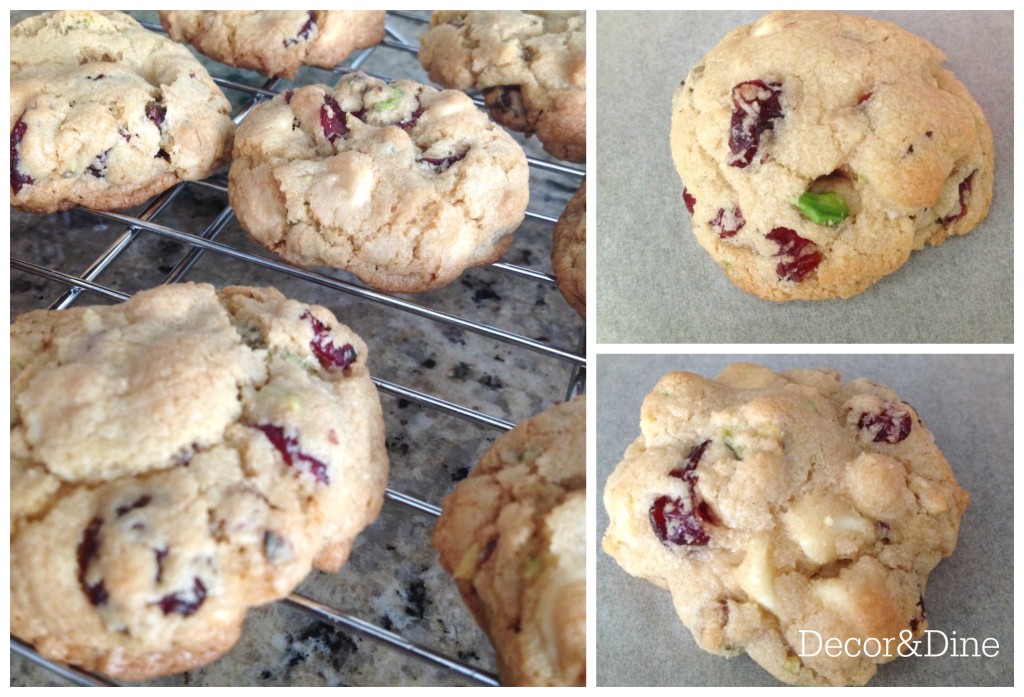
[9,10,585,687]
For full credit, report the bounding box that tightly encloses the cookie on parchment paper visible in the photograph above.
[671,11,993,300]
[603,363,969,685]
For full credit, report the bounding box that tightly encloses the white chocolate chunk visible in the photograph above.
[784,494,873,564]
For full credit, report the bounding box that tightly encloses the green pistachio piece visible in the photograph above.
[522,556,543,579]
[793,191,849,226]
[723,431,743,459]
[373,87,404,112]
[283,353,306,367]
[454,541,481,580]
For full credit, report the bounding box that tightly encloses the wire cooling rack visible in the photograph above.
[9,10,585,687]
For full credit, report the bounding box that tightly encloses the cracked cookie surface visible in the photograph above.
[602,364,969,686]
[419,10,586,163]
[10,283,388,680]
[552,178,586,319]
[159,11,385,79]
[670,11,993,300]
[10,10,234,215]
[433,396,585,686]
[228,71,529,293]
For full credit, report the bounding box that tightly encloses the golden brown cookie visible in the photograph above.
[419,10,586,163]
[10,10,234,214]
[10,283,388,680]
[552,178,586,319]
[228,71,529,293]
[603,364,969,685]
[670,11,993,300]
[159,11,385,79]
[433,396,585,686]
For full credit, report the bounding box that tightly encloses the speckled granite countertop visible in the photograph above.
[9,10,585,687]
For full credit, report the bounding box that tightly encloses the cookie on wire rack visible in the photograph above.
[552,178,586,319]
[10,283,389,680]
[419,10,586,163]
[228,71,529,294]
[433,396,586,686]
[10,10,234,215]
[159,11,385,79]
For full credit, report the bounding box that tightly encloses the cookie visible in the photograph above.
[10,283,389,680]
[419,10,586,163]
[10,10,235,215]
[670,11,994,301]
[433,396,586,686]
[552,178,586,319]
[228,71,529,293]
[602,364,969,686]
[159,11,385,79]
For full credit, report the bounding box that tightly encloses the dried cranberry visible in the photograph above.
[651,440,713,546]
[145,101,166,129]
[87,73,106,81]
[283,11,317,47]
[283,90,294,104]
[418,150,468,172]
[858,404,912,443]
[857,91,873,105]
[301,311,356,370]
[765,227,823,282]
[668,439,711,485]
[118,126,132,143]
[255,424,330,485]
[728,80,783,168]
[937,172,975,226]
[77,517,109,606]
[156,148,171,162]
[480,537,499,564]
[650,495,710,546]
[682,187,696,215]
[156,577,207,617]
[115,495,152,517]
[11,116,33,194]
[709,207,745,238]
[87,150,108,178]
[297,11,317,40]
[397,103,424,131]
[155,546,169,583]
[320,95,348,143]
